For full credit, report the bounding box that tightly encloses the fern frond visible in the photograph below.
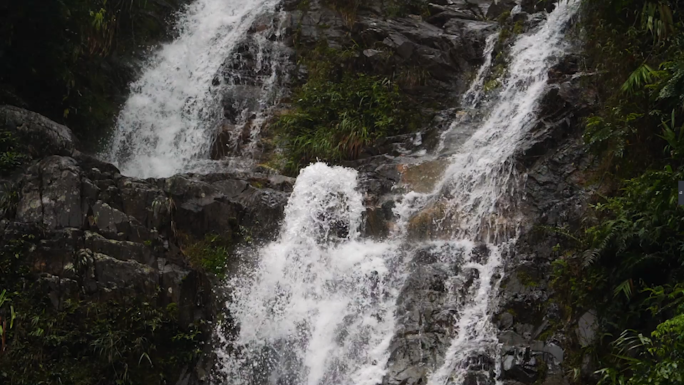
[621,64,662,94]
[582,248,601,268]
[614,279,634,300]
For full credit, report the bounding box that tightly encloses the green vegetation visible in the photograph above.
[0,0,184,146]
[548,1,684,384]
[0,235,203,385]
[384,0,430,18]
[0,130,28,176]
[498,10,512,25]
[275,42,421,174]
[182,233,234,279]
[517,270,539,287]
[0,183,20,219]
[596,286,684,385]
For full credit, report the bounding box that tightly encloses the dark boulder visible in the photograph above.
[486,0,517,19]
[521,0,557,14]
[0,105,78,157]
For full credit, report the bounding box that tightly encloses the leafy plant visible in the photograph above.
[0,231,205,384]
[0,130,28,176]
[276,42,420,173]
[182,233,233,279]
[0,290,16,353]
[598,286,684,385]
[0,183,20,219]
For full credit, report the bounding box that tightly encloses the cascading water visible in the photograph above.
[216,2,579,385]
[217,163,404,385]
[412,2,580,384]
[105,0,283,178]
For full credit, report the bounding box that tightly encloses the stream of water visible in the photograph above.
[105,0,281,178]
[215,1,579,385]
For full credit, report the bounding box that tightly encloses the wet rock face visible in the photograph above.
[495,47,597,385]
[382,246,462,385]
[383,243,498,385]
[208,0,501,167]
[0,106,293,385]
[521,0,557,14]
[351,15,495,88]
[486,0,517,19]
[214,9,295,160]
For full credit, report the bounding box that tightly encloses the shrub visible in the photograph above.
[182,233,234,279]
[547,2,684,383]
[276,43,420,173]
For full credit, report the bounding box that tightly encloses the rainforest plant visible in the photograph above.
[276,43,420,173]
[550,1,684,383]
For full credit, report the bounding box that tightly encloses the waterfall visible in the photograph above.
[217,163,404,385]
[216,1,579,385]
[105,0,282,178]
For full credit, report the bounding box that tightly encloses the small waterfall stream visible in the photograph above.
[105,0,284,178]
[217,163,404,385]
[216,2,579,385]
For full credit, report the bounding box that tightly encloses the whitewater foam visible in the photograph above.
[106,0,280,178]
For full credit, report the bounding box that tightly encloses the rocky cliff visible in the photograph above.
[0,105,294,384]
[0,1,603,385]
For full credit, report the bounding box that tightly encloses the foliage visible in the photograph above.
[580,0,684,170]
[547,1,684,383]
[0,130,28,176]
[0,0,183,146]
[597,286,684,385]
[1,296,203,385]
[182,233,234,279]
[276,43,420,173]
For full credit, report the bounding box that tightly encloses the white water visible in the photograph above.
[423,2,580,384]
[218,164,404,385]
[217,1,579,385]
[105,0,280,178]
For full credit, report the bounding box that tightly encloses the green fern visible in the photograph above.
[621,64,663,94]
[614,279,634,300]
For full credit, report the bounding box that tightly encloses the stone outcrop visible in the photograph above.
[210,0,499,162]
[0,105,78,158]
[0,106,293,384]
[290,0,497,98]
[495,43,599,385]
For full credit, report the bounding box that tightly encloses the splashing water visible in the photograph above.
[217,2,579,385]
[105,0,281,178]
[217,163,405,385]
